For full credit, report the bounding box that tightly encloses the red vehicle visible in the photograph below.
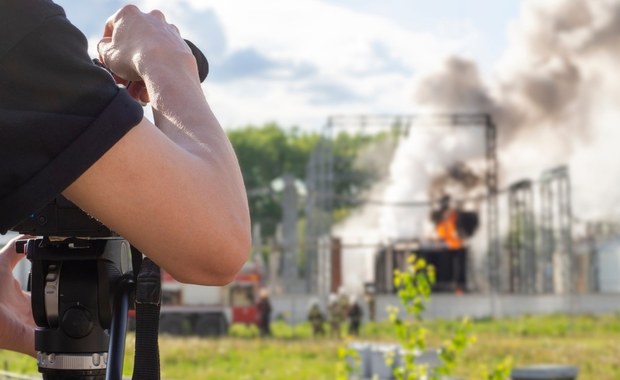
[228,269,262,325]
[149,261,263,336]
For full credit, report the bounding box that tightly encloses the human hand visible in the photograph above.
[0,236,36,357]
[97,5,196,102]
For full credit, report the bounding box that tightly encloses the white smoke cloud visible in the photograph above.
[379,124,486,241]
[380,0,620,235]
[495,0,620,219]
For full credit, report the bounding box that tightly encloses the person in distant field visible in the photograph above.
[328,293,343,338]
[337,287,350,310]
[347,296,363,336]
[256,288,272,337]
[365,291,376,322]
[0,0,251,356]
[307,299,326,337]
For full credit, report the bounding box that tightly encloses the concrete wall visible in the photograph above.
[270,293,620,324]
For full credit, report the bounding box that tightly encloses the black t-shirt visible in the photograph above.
[0,0,144,232]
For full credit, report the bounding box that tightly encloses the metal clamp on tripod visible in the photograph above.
[15,196,136,380]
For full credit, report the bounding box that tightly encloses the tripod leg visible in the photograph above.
[131,257,161,380]
[107,276,133,380]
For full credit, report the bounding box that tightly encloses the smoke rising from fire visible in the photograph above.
[381,0,620,239]
[495,0,620,218]
[335,0,620,292]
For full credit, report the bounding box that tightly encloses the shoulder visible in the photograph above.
[0,0,67,57]
[1,0,64,22]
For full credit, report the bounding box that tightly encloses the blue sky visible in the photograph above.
[55,0,522,129]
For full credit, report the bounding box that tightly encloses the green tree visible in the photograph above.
[331,131,387,221]
[227,123,391,238]
[227,123,318,238]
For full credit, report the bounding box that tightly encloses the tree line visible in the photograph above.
[227,122,394,241]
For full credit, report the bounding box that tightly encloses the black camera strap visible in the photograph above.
[131,250,162,380]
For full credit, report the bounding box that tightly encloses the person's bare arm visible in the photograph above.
[63,6,250,285]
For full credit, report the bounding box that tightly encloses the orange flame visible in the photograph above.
[436,209,463,249]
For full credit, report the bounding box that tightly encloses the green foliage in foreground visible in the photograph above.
[382,256,477,380]
[362,255,509,380]
[2,314,620,379]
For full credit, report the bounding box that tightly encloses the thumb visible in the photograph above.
[97,37,113,66]
[97,38,137,84]
[0,235,28,270]
[127,81,149,104]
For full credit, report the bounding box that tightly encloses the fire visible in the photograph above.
[436,209,463,249]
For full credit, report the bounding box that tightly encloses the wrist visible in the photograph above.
[134,48,197,83]
[141,54,209,128]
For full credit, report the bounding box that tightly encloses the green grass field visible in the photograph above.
[2,314,620,379]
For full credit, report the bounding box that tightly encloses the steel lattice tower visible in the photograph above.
[303,114,499,295]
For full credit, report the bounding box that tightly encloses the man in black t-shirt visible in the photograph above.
[0,1,251,356]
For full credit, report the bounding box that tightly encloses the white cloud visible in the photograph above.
[58,0,485,129]
[133,0,477,128]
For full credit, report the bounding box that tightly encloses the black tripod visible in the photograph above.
[24,236,134,380]
[15,197,140,380]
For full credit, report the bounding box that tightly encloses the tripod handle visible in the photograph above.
[184,39,209,83]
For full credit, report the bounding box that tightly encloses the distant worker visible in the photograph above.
[337,287,350,322]
[307,300,326,337]
[364,284,377,322]
[256,288,272,337]
[328,293,343,338]
[347,296,364,336]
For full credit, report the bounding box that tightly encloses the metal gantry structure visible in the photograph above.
[303,133,334,294]
[539,165,573,294]
[303,113,499,295]
[507,179,537,293]
[505,165,574,294]
[298,112,588,297]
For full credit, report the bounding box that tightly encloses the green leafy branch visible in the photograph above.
[389,254,475,380]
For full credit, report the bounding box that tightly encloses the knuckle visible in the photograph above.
[149,9,166,20]
[112,4,140,23]
[120,4,140,15]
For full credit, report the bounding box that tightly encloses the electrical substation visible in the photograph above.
[269,113,620,321]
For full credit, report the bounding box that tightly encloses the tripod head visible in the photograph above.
[14,196,113,238]
[14,197,135,380]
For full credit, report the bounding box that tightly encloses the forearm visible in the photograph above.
[143,60,248,216]
[139,60,251,281]
[64,116,250,285]
[64,67,251,284]
[144,58,227,156]
[69,5,252,284]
